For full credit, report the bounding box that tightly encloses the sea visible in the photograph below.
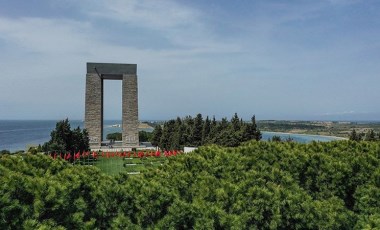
[0,120,140,152]
[261,131,345,143]
[0,120,343,152]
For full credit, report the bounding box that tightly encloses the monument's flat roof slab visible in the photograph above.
[87,62,137,75]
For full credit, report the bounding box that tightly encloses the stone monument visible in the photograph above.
[85,62,139,148]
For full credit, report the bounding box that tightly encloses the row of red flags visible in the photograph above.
[49,150,181,160]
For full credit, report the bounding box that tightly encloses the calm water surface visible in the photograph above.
[262,131,344,143]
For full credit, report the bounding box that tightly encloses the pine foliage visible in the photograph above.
[152,113,261,149]
[1,140,379,229]
[42,119,89,153]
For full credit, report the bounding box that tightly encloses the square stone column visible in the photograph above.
[122,74,139,146]
[84,73,103,147]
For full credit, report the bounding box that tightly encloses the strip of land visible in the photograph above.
[258,120,380,138]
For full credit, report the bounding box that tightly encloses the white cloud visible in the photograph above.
[89,0,199,30]
[0,17,92,54]
[0,0,379,120]
[0,0,240,64]
[84,0,240,51]
[0,5,243,119]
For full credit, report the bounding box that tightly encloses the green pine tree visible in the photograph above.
[242,115,262,141]
[207,116,218,144]
[151,125,162,147]
[192,114,203,147]
[230,113,241,132]
[364,129,376,141]
[349,129,359,141]
[43,119,89,153]
[202,116,211,145]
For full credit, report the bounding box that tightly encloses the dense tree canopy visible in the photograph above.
[106,132,122,141]
[42,119,89,154]
[1,140,379,229]
[153,113,261,150]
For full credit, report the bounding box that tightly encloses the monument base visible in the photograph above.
[89,145,155,152]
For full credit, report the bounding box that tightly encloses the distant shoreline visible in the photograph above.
[262,131,349,140]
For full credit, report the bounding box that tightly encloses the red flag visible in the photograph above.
[92,151,97,158]
[66,153,71,160]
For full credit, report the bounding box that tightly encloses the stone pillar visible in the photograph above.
[122,74,139,146]
[84,73,103,147]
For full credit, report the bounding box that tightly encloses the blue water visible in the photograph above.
[0,120,342,152]
[0,120,126,152]
[262,131,343,143]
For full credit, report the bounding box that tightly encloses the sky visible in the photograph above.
[0,0,379,121]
